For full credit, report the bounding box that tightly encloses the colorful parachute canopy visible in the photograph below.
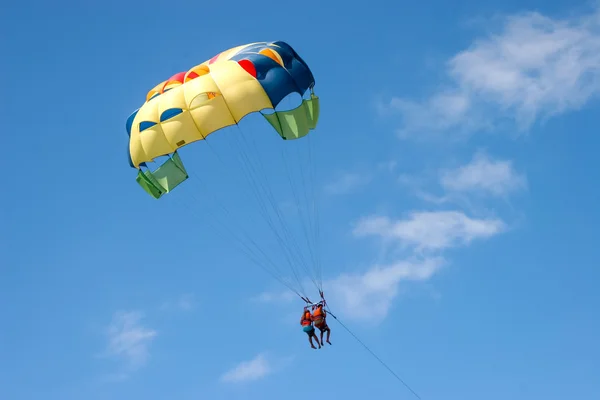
[125,41,320,199]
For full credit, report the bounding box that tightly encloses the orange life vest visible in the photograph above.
[301,311,312,326]
[312,306,325,325]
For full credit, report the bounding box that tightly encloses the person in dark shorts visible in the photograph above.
[312,303,331,345]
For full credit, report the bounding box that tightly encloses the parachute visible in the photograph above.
[125,41,323,302]
[123,43,422,391]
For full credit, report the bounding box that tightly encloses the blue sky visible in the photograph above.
[2,0,600,399]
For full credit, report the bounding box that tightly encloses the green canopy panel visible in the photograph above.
[263,94,320,140]
[136,152,189,199]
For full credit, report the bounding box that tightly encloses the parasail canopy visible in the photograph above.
[125,41,320,199]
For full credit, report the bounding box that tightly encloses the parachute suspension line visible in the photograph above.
[187,173,296,289]
[231,125,313,294]
[178,195,303,299]
[141,161,274,288]
[278,115,323,293]
[202,143,308,300]
[201,128,309,298]
[276,91,318,281]
[325,306,423,400]
[307,133,324,289]
[276,96,322,293]
[228,129,308,293]
[280,141,321,292]
[276,92,323,293]
[180,164,307,299]
[230,123,314,282]
[144,152,305,298]
[297,136,322,291]
[234,122,321,294]
[280,145,317,289]
[161,183,294,297]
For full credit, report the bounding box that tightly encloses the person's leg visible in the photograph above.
[308,334,317,349]
[312,331,321,348]
[305,327,319,348]
[324,325,331,344]
[314,322,324,343]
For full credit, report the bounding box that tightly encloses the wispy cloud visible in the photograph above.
[324,171,371,195]
[330,210,505,321]
[395,150,527,209]
[385,7,600,136]
[440,151,527,196]
[326,257,445,322]
[389,91,479,138]
[104,311,157,377]
[220,353,289,383]
[255,209,506,323]
[353,210,506,252]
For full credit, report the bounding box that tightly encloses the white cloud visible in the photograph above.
[324,172,371,195]
[254,209,506,323]
[353,210,506,252]
[389,91,481,137]
[105,311,157,373]
[326,257,445,322]
[388,7,600,136]
[253,258,444,323]
[220,353,272,383]
[440,151,527,196]
[255,156,515,324]
[320,211,506,321]
[254,208,506,322]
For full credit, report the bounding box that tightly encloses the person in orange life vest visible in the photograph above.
[300,308,321,349]
[312,303,331,345]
